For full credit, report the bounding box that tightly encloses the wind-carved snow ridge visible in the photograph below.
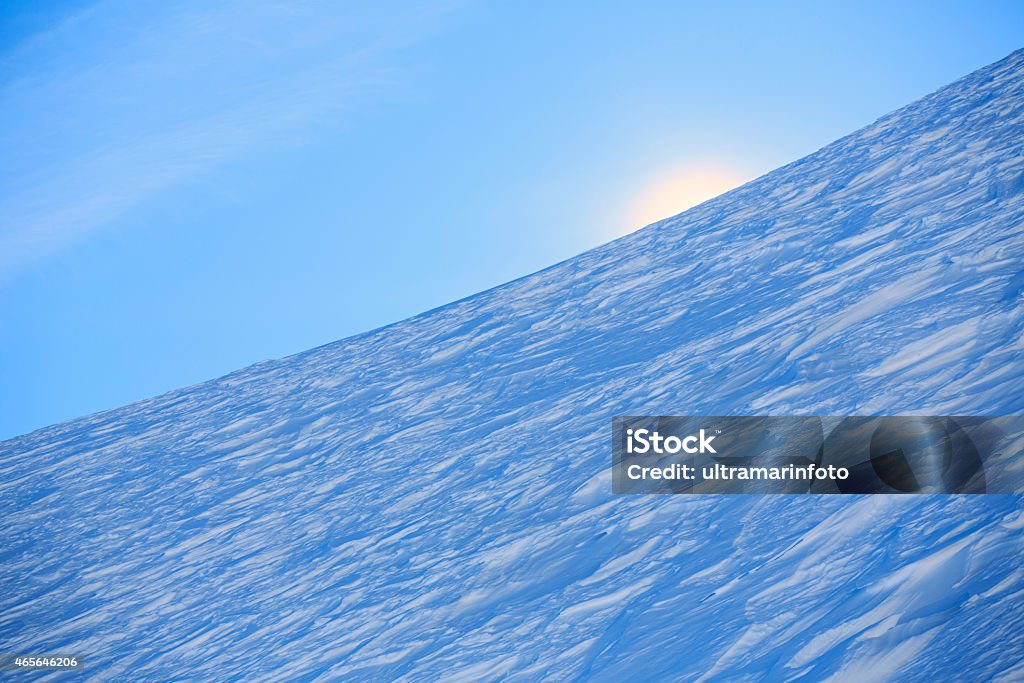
[2,50,1024,682]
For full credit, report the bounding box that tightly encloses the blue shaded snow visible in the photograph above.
[2,50,1024,681]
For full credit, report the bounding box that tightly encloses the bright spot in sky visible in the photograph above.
[625,164,751,231]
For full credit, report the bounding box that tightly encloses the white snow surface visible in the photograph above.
[2,50,1024,681]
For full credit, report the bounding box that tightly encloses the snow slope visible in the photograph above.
[2,50,1024,681]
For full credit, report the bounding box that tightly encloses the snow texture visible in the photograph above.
[2,50,1024,681]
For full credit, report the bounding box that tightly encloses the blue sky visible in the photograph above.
[1,0,1022,440]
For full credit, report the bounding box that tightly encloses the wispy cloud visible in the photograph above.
[0,0,451,278]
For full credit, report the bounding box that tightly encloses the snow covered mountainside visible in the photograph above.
[3,50,1024,681]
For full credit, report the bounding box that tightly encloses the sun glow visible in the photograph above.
[625,164,750,231]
